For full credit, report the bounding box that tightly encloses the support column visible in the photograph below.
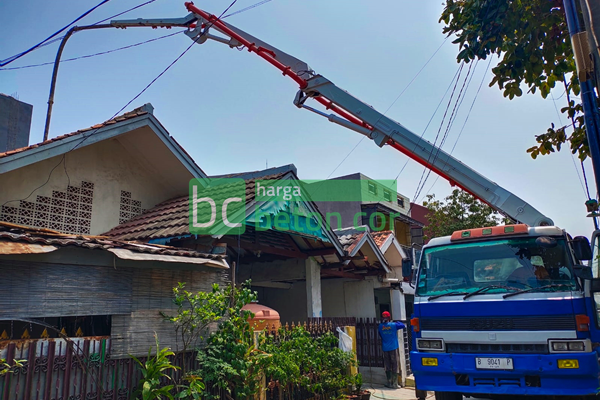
[305,257,322,318]
[390,288,406,321]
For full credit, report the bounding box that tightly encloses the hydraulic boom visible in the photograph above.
[114,3,554,227]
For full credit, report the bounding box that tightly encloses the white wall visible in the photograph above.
[321,278,377,319]
[0,135,188,235]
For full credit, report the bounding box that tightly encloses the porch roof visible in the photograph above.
[0,221,228,269]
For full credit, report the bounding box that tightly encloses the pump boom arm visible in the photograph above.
[117,3,554,227]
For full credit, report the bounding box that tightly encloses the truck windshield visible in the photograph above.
[416,237,577,297]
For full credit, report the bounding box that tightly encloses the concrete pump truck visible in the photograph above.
[112,4,600,398]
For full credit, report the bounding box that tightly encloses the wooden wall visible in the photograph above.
[0,259,228,358]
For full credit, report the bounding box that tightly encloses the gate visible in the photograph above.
[355,318,411,374]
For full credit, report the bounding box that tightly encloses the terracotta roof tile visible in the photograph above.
[371,230,394,249]
[0,105,150,159]
[103,172,289,241]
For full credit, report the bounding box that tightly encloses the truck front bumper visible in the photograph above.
[410,351,600,396]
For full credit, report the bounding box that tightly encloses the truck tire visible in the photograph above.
[434,392,462,400]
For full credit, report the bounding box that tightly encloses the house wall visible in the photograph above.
[0,133,184,235]
[0,249,228,358]
[321,278,377,319]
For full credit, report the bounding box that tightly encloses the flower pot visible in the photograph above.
[361,390,371,400]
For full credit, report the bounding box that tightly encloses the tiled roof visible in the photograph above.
[0,106,149,159]
[336,231,365,254]
[103,172,289,241]
[0,221,224,260]
[371,231,394,249]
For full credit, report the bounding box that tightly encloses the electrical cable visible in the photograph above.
[223,0,273,19]
[409,62,466,207]
[413,61,476,205]
[2,0,239,208]
[562,74,594,200]
[0,31,183,71]
[0,0,112,67]
[0,0,158,67]
[420,56,493,200]
[550,89,587,198]
[392,66,463,185]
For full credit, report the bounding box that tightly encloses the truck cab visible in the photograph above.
[410,224,599,399]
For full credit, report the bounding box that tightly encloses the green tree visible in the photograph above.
[440,0,589,160]
[423,189,508,239]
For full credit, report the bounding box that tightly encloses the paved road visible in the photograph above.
[368,386,491,400]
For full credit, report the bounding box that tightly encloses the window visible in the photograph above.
[416,237,577,297]
[383,189,392,202]
[368,181,377,195]
[397,196,405,208]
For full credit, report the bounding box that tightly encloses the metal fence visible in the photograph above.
[355,318,411,374]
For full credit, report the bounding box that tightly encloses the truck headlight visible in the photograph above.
[417,339,445,352]
[549,340,591,353]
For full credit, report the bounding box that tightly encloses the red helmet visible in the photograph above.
[382,311,391,319]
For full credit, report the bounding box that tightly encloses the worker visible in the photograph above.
[378,311,406,388]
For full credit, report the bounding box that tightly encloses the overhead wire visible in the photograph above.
[392,66,463,184]
[550,88,587,198]
[0,0,113,67]
[420,56,493,200]
[409,61,467,207]
[0,31,183,71]
[2,0,240,208]
[414,60,478,203]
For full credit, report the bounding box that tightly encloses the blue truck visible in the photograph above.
[410,224,599,399]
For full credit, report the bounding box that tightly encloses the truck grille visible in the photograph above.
[420,315,575,331]
[446,343,548,354]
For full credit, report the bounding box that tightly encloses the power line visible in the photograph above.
[392,66,463,184]
[410,62,466,206]
[223,0,273,18]
[0,0,158,67]
[0,0,112,66]
[2,0,239,208]
[0,31,183,71]
[421,56,493,200]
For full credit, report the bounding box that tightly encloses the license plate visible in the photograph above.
[476,357,513,370]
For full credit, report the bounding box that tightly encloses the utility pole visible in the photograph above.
[563,0,600,199]
[579,0,600,94]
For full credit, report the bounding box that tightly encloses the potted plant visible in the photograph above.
[354,373,370,400]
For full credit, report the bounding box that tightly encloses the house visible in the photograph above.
[103,165,355,323]
[0,103,230,357]
[311,173,424,249]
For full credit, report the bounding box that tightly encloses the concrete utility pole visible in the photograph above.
[564,0,600,197]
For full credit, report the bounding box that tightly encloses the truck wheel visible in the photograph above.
[434,392,462,400]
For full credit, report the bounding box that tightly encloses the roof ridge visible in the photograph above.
[0,104,153,159]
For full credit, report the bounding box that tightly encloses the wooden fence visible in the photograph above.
[0,318,358,400]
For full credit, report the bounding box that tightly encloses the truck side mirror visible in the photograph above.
[572,236,593,261]
[574,264,593,280]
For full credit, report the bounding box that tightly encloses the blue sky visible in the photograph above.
[0,0,595,237]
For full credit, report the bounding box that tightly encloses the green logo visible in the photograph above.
[189,178,246,235]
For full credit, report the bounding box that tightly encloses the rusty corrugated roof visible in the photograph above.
[0,221,224,261]
[103,172,289,241]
